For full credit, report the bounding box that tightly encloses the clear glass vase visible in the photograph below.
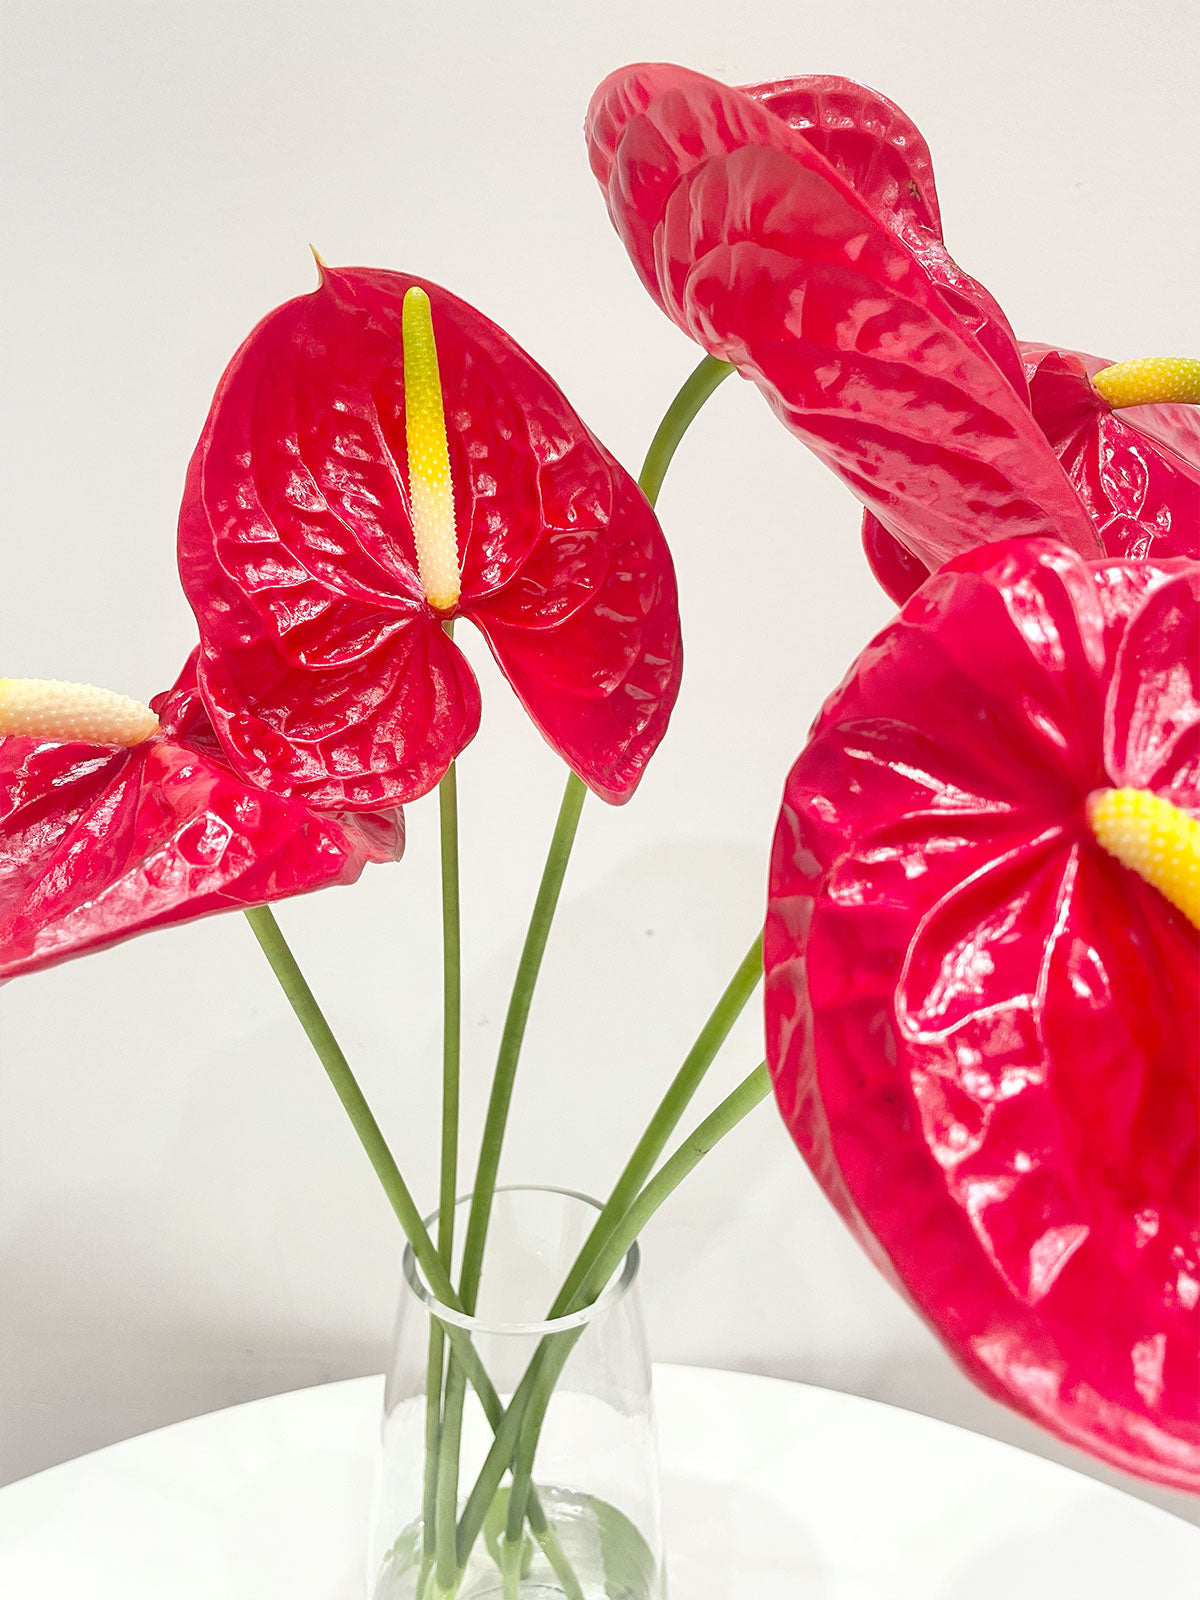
[369,1186,665,1600]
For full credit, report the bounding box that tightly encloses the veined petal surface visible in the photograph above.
[765,540,1199,1489]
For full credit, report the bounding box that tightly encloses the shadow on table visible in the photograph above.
[664,1469,831,1598]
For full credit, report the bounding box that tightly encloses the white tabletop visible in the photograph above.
[0,1364,1195,1597]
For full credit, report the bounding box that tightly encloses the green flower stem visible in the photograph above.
[243,907,486,1403]
[460,769,588,1310]
[419,1323,445,1592]
[443,354,734,1591]
[437,758,463,1253]
[458,1061,773,1570]
[245,903,572,1596]
[432,771,586,1588]
[549,932,762,1325]
[637,355,734,507]
[423,752,462,1581]
[502,1056,772,1545]
[244,904,451,1297]
[501,931,763,1549]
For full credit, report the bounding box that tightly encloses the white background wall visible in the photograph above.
[2,0,1197,1528]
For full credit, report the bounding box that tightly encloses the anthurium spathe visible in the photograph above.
[764,537,1199,1489]
[178,265,682,812]
[587,65,1103,577]
[0,654,403,981]
[867,344,1200,603]
[586,66,1200,599]
[1023,344,1200,564]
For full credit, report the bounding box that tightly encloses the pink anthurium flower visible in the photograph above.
[0,654,403,982]
[178,266,682,812]
[765,537,1199,1489]
[587,65,1198,599]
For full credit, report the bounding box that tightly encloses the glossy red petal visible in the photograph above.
[191,587,482,813]
[469,466,680,804]
[587,64,1100,575]
[744,75,1028,395]
[1023,343,1200,565]
[180,266,680,808]
[765,539,1199,1489]
[744,75,942,237]
[0,656,403,982]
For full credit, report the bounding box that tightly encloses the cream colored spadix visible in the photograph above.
[1087,787,1200,930]
[0,678,159,745]
[402,286,461,613]
[1092,357,1200,409]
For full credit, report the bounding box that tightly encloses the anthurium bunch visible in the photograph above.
[588,61,1200,1495]
[2,57,1198,1597]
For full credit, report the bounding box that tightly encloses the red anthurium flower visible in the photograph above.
[588,66,1200,601]
[587,64,1104,583]
[0,655,403,982]
[178,266,681,811]
[765,537,1199,1489]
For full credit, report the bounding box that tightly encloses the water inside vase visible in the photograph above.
[374,1481,658,1599]
[369,1189,665,1600]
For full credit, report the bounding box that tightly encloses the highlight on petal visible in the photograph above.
[179,265,681,809]
[586,63,1101,579]
[1094,357,1200,409]
[742,74,1029,395]
[1088,787,1200,929]
[0,654,403,982]
[0,678,158,745]
[765,538,1199,1489]
[402,286,461,612]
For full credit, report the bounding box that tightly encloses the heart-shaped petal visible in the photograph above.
[587,64,1100,578]
[180,266,681,808]
[0,655,402,981]
[766,539,1199,1489]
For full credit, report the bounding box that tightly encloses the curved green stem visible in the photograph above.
[637,355,734,507]
[458,1061,772,1569]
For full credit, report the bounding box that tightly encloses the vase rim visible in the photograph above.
[402,1183,641,1336]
